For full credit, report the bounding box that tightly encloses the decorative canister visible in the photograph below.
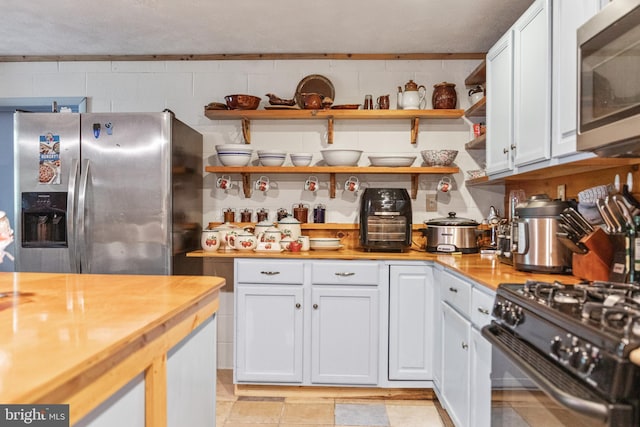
[201,230,220,252]
[432,82,457,109]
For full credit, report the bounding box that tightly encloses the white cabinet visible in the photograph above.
[438,271,495,427]
[234,260,304,383]
[551,0,603,158]
[235,259,381,386]
[388,265,434,381]
[311,286,379,385]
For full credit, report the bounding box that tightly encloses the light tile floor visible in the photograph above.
[216,370,449,427]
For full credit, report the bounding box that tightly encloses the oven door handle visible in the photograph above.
[481,322,634,425]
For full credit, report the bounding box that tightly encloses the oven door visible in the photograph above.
[482,322,636,427]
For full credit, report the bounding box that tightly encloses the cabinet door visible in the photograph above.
[512,0,552,166]
[388,265,433,380]
[311,286,379,385]
[486,30,514,175]
[441,302,471,427]
[470,327,492,427]
[551,0,602,158]
[235,285,303,383]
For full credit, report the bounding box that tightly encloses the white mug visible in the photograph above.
[216,175,233,190]
[304,176,319,192]
[344,176,360,192]
[297,235,310,251]
[437,177,452,193]
[254,175,270,192]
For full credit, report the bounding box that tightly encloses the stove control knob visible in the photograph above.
[492,301,505,319]
[505,306,523,327]
[550,336,564,358]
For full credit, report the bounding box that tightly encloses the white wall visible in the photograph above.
[0,58,505,368]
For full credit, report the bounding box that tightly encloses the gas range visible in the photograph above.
[483,280,640,426]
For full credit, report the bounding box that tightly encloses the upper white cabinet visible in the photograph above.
[512,0,552,167]
[551,0,604,158]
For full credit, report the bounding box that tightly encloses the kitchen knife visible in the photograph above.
[605,196,625,233]
[560,212,588,238]
[613,194,636,232]
[556,232,588,254]
[564,207,594,234]
[596,198,615,233]
[558,219,580,238]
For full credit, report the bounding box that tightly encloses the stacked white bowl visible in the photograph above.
[257,150,287,166]
[321,149,363,166]
[290,152,313,166]
[216,144,253,166]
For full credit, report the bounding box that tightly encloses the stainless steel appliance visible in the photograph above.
[14,111,203,275]
[577,0,640,157]
[423,212,479,254]
[513,195,572,273]
[359,188,412,252]
[483,280,640,426]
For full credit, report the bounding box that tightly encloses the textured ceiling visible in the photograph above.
[0,0,534,57]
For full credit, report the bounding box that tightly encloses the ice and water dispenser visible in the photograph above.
[21,192,68,247]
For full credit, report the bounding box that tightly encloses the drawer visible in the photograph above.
[310,261,380,286]
[471,287,495,329]
[236,259,304,284]
[441,270,472,316]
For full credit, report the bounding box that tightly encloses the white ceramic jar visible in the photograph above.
[201,230,220,252]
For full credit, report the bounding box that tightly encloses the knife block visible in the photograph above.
[572,228,613,282]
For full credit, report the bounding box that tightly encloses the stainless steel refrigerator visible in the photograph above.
[13,111,203,275]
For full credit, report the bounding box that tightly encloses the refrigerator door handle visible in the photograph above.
[67,158,80,273]
[77,159,90,273]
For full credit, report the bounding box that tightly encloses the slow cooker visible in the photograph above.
[423,212,479,253]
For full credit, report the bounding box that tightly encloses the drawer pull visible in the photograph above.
[477,307,490,315]
[260,271,281,276]
[449,287,458,293]
[461,342,469,350]
[335,272,355,277]
[295,303,301,309]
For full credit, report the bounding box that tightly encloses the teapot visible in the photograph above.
[231,231,258,251]
[211,222,242,250]
[468,85,484,105]
[397,80,427,110]
[277,215,301,240]
[253,220,275,237]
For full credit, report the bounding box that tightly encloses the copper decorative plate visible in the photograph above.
[295,74,335,108]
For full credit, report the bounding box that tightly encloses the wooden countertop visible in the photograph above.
[0,272,226,410]
[189,248,581,291]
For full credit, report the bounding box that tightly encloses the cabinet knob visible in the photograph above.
[449,287,458,293]
[295,303,301,309]
[503,148,509,154]
[461,342,469,350]
[510,144,516,150]
[313,303,319,309]
[335,272,355,277]
[260,271,280,276]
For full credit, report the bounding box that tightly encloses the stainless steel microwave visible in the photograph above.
[577,0,640,157]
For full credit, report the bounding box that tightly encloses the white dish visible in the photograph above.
[258,156,286,166]
[321,149,362,166]
[253,248,285,253]
[310,244,343,251]
[290,153,313,166]
[216,144,253,154]
[368,155,417,167]
[217,152,252,166]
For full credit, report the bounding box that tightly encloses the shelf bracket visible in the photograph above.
[329,173,336,198]
[410,174,419,199]
[327,118,334,144]
[241,119,251,144]
[411,118,419,144]
[241,173,251,198]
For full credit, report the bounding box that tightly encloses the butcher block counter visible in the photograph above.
[0,272,225,426]
[188,248,581,291]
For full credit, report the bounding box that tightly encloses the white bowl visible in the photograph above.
[321,149,363,166]
[217,152,251,166]
[216,144,253,155]
[309,237,342,250]
[368,154,417,167]
[290,153,313,166]
[258,152,286,167]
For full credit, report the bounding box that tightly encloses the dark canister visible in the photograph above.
[432,82,457,109]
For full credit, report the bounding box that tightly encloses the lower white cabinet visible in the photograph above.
[438,271,495,427]
[388,264,434,381]
[235,259,380,386]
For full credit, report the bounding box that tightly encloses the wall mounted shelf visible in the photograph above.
[205,165,459,199]
[204,108,464,144]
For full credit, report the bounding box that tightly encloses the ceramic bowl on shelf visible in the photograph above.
[320,149,363,166]
[224,94,261,110]
[368,154,417,167]
[257,150,287,167]
[290,153,313,167]
[309,237,342,250]
[420,150,458,166]
[216,144,253,166]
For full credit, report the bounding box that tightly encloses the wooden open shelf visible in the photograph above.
[465,133,486,150]
[204,108,464,144]
[464,59,486,86]
[205,165,459,199]
[464,97,486,118]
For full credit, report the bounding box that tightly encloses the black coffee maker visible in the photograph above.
[359,188,412,252]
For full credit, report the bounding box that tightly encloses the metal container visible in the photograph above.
[424,212,479,253]
[513,194,572,273]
